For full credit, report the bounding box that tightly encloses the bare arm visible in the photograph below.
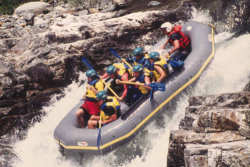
[102,114,117,125]
[129,77,136,82]
[154,65,166,82]
[101,72,109,79]
[140,76,151,90]
[144,76,151,85]
[119,73,129,100]
[168,40,180,55]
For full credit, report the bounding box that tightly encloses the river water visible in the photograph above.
[11,9,250,167]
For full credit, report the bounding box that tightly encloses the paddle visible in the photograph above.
[81,57,93,70]
[97,116,102,151]
[117,80,165,101]
[164,53,184,69]
[109,48,133,69]
[81,57,120,99]
[117,80,165,92]
[164,51,184,68]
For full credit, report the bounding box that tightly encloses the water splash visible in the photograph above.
[191,7,212,24]
[194,33,250,96]
[12,74,87,167]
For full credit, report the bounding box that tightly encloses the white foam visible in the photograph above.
[194,34,250,96]
[13,74,86,167]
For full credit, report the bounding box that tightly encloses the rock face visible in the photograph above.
[14,2,51,17]
[193,0,250,34]
[167,92,250,167]
[244,80,250,91]
[13,2,52,26]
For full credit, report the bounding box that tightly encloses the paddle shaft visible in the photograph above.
[89,82,120,99]
[121,58,133,69]
[97,116,102,151]
[109,48,133,69]
[105,82,120,99]
[81,57,120,99]
[118,80,151,89]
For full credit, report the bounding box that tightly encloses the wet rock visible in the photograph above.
[78,0,115,11]
[182,141,250,167]
[78,10,89,16]
[168,92,250,167]
[102,4,117,12]
[0,143,17,167]
[0,36,17,55]
[22,12,35,26]
[244,80,250,91]
[192,0,250,34]
[14,2,51,17]
[0,76,13,89]
[147,1,161,7]
[88,8,100,14]
[113,0,128,6]
[25,63,54,88]
[114,9,128,17]
[0,62,9,74]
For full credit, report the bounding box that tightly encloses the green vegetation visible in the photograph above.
[0,0,20,15]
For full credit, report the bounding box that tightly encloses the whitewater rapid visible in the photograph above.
[12,10,250,167]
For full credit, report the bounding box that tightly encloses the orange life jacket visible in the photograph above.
[168,25,190,49]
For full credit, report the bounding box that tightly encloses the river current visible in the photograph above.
[11,9,250,167]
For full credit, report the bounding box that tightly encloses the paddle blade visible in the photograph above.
[81,57,93,70]
[169,60,184,68]
[97,128,102,150]
[109,48,121,59]
[149,83,166,91]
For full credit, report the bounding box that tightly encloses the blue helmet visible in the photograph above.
[86,69,97,78]
[132,47,144,56]
[96,91,107,100]
[149,52,160,60]
[132,64,143,72]
[106,65,116,75]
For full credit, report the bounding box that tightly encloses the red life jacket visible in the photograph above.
[168,25,190,49]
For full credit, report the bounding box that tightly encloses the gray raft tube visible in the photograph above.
[54,21,215,153]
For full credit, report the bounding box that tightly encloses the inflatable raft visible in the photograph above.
[54,21,215,153]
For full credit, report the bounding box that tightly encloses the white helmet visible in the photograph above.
[160,22,173,32]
